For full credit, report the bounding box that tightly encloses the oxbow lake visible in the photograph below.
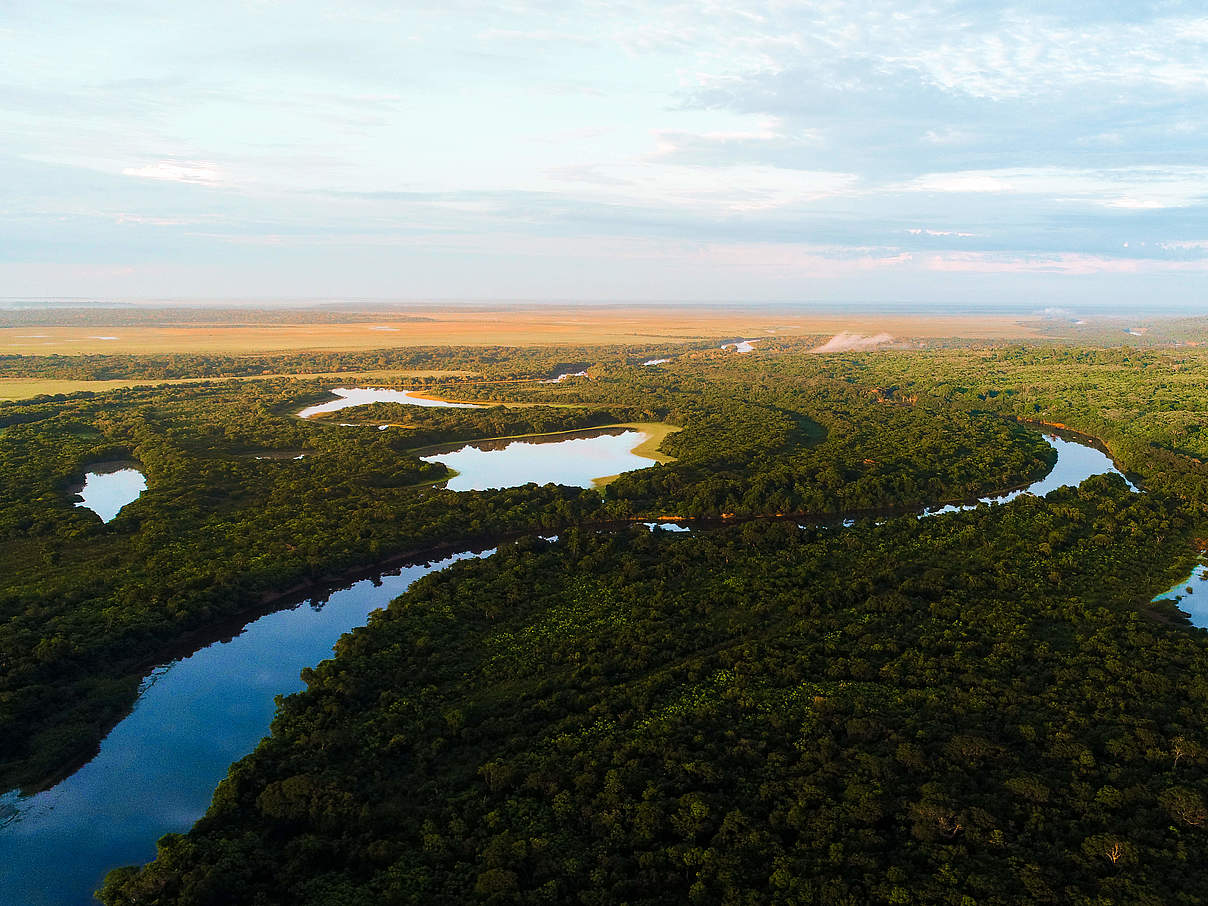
[296,387,481,418]
[422,429,656,491]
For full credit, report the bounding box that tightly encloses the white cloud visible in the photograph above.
[900,167,1208,210]
[121,161,226,186]
[907,228,979,238]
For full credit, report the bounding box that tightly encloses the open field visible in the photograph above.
[0,371,475,402]
[0,306,1046,356]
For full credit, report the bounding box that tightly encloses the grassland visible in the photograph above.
[0,370,475,401]
[0,306,1045,356]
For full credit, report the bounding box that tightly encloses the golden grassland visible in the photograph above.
[0,371,475,402]
[0,306,1045,356]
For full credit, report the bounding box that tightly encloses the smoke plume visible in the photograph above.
[810,332,895,353]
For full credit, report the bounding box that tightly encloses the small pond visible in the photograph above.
[73,464,147,523]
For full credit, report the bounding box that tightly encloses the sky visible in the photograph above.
[2,0,1207,306]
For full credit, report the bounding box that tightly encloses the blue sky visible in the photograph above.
[2,1,1207,305]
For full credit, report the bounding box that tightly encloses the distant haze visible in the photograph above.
[811,332,896,353]
[2,2,1207,305]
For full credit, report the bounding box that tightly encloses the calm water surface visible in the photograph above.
[74,467,146,523]
[423,429,656,491]
[0,552,490,906]
[1152,564,1208,628]
[297,387,481,418]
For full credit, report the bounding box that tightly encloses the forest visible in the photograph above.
[99,486,1207,905]
[3,338,1208,903]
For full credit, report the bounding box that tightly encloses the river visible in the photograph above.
[296,387,482,418]
[0,552,492,906]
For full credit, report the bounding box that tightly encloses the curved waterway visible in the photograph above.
[1152,565,1208,628]
[297,387,481,418]
[0,551,492,906]
[921,434,1135,517]
[0,430,1153,904]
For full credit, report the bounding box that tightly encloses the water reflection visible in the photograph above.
[297,387,481,418]
[423,429,656,491]
[921,435,1134,517]
[1151,564,1208,628]
[0,551,491,906]
[74,465,146,523]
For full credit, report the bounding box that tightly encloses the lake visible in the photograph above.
[297,387,481,418]
[0,551,492,906]
[422,428,659,491]
[73,465,147,523]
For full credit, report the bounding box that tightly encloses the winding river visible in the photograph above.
[0,553,492,906]
[0,416,1178,905]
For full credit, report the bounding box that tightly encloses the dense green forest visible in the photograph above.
[100,485,1206,905]
[5,338,1208,902]
[0,348,1073,792]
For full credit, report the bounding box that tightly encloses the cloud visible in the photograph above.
[900,167,1208,210]
[4,2,1208,300]
[811,332,895,353]
[907,228,979,238]
[121,162,226,186]
[920,251,1208,275]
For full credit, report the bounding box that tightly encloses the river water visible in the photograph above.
[0,429,1162,904]
[0,552,491,906]
[921,434,1135,516]
[1152,564,1208,627]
